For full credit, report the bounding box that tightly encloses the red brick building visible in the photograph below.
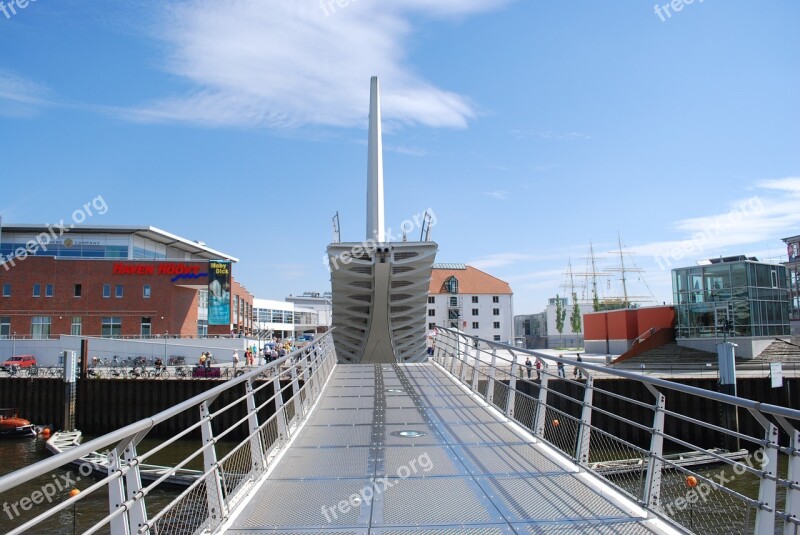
[0,225,253,338]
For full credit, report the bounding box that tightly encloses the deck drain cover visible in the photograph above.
[385,388,405,393]
[391,430,426,438]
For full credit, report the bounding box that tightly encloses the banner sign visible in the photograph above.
[208,261,231,325]
[770,362,783,388]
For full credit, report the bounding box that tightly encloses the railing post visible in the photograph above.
[448,336,459,375]
[107,442,131,534]
[750,410,779,534]
[122,431,150,534]
[534,363,549,438]
[200,399,226,530]
[776,416,799,535]
[506,351,517,418]
[487,347,498,405]
[459,338,469,383]
[575,373,593,466]
[273,374,288,440]
[471,346,481,393]
[291,362,304,421]
[245,378,265,471]
[643,384,665,508]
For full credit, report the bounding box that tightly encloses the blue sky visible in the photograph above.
[1,0,798,314]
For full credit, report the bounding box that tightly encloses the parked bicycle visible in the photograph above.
[26,365,41,378]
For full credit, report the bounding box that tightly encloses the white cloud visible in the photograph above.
[512,129,591,141]
[628,177,800,270]
[0,70,52,117]
[484,190,509,200]
[122,0,510,129]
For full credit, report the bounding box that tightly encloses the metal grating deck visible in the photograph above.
[225,363,677,534]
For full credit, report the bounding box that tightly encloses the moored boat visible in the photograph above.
[0,408,37,438]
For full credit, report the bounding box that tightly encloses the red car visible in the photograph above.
[1,355,37,371]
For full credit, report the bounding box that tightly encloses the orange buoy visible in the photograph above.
[686,476,698,488]
[42,427,51,439]
[552,419,560,427]
[69,488,80,497]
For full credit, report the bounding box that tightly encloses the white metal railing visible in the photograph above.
[433,327,800,535]
[0,331,338,535]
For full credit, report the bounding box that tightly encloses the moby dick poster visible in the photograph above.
[208,261,231,325]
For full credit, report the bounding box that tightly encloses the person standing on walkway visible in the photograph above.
[233,349,239,374]
[535,359,542,380]
[557,361,565,378]
[574,353,583,379]
[525,357,532,379]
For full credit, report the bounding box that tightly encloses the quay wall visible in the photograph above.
[0,376,796,444]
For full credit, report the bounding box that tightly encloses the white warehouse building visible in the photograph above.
[252,298,319,340]
[427,264,514,344]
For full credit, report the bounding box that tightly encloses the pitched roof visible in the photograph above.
[429,265,512,295]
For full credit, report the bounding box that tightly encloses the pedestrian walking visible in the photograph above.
[574,353,583,379]
[233,350,239,373]
[557,361,565,378]
[525,357,532,379]
[535,359,542,380]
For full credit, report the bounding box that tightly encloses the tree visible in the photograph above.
[592,288,600,312]
[555,294,566,347]
[570,292,582,347]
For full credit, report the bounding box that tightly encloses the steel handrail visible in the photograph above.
[436,327,800,421]
[0,332,332,494]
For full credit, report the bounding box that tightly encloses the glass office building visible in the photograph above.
[672,256,790,338]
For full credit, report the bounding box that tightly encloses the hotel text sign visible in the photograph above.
[112,262,209,282]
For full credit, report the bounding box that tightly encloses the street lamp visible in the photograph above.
[164,331,168,361]
[12,331,16,356]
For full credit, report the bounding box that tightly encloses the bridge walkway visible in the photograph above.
[225,362,677,534]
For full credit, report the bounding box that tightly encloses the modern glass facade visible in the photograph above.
[672,259,790,338]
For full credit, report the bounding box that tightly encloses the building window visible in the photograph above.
[428,322,436,330]
[771,270,778,288]
[31,316,51,339]
[472,308,479,316]
[493,308,500,316]
[0,317,10,338]
[33,283,41,297]
[45,284,54,297]
[143,285,151,299]
[115,284,124,298]
[428,296,435,304]
[494,321,500,329]
[103,284,111,298]
[472,296,478,303]
[428,309,436,317]
[71,317,82,336]
[493,335,501,341]
[74,284,82,297]
[141,317,152,337]
[472,322,479,329]
[197,319,208,337]
[2,283,10,297]
[101,317,122,337]
[443,276,459,294]
[449,296,458,307]
[492,296,500,303]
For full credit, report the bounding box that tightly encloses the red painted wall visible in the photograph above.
[584,305,675,341]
